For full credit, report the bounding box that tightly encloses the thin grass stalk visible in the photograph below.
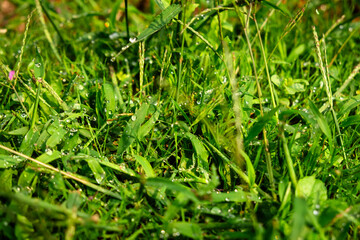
[125,0,130,39]
[139,41,145,101]
[11,10,36,116]
[158,49,168,103]
[30,73,41,130]
[313,26,348,168]
[323,37,348,168]
[234,2,277,198]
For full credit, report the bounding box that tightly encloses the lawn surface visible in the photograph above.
[0,0,360,239]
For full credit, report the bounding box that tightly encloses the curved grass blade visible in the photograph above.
[134,155,155,178]
[146,177,198,203]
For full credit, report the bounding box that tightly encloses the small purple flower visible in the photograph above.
[9,70,15,81]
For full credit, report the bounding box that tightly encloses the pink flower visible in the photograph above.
[9,70,15,81]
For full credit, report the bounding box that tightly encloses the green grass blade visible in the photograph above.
[134,155,155,178]
[308,100,333,148]
[137,4,181,42]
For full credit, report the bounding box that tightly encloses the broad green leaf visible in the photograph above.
[19,128,39,156]
[0,155,24,168]
[117,104,149,155]
[271,75,282,87]
[338,95,360,117]
[308,100,333,148]
[153,0,170,10]
[46,119,67,148]
[134,155,155,178]
[7,126,29,135]
[295,175,327,209]
[137,4,181,41]
[66,191,84,209]
[103,82,116,118]
[36,150,61,164]
[168,222,202,240]
[62,133,80,151]
[18,167,37,194]
[246,107,278,143]
[87,158,106,184]
[0,169,14,192]
[146,178,198,202]
[287,44,306,62]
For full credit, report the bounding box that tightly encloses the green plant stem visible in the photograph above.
[125,0,130,39]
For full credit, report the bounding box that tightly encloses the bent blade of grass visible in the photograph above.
[204,140,249,185]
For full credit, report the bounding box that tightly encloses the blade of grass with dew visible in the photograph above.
[117,103,149,155]
[0,144,122,199]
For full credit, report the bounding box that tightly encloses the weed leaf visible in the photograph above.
[137,4,181,42]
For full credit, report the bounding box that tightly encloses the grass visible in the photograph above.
[0,0,360,239]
